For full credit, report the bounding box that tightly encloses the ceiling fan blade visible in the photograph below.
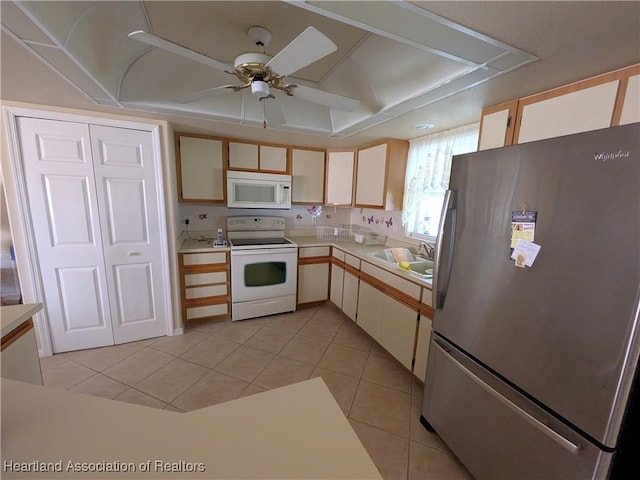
[293,85,360,111]
[173,85,238,104]
[129,30,231,72]
[265,27,337,77]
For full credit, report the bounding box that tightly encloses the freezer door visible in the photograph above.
[433,123,640,446]
[422,335,611,480]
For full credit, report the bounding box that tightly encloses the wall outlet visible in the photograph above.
[184,217,190,225]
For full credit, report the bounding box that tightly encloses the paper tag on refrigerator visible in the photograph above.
[511,211,537,248]
[510,240,541,267]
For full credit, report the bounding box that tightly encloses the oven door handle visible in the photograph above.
[231,248,297,256]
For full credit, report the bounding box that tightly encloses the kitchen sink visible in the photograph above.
[405,260,434,280]
[369,249,434,279]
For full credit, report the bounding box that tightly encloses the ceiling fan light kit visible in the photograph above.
[251,80,270,98]
[128,24,360,126]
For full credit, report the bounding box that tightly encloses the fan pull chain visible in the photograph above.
[263,101,267,129]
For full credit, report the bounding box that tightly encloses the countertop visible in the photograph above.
[178,233,432,288]
[1,377,381,479]
[1,303,42,338]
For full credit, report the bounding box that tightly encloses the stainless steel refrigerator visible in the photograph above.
[421,122,640,480]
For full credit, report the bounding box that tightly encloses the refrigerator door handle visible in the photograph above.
[432,339,582,455]
[433,189,457,310]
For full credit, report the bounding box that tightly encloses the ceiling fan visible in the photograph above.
[128,26,360,116]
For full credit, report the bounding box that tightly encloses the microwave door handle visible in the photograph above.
[274,184,281,205]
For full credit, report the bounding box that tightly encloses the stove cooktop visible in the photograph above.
[229,237,295,247]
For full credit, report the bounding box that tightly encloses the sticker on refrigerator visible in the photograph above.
[511,240,541,268]
[511,210,537,250]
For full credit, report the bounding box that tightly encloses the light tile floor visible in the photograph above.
[41,304,473,480]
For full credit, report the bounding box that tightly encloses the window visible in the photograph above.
[402,123,479,239]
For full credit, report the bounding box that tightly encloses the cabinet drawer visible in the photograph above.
[185,284,228,299]
[332,248,346,262]
[421,287,433,308]
[182,252,227,266]
[299,246,331,258]
[186,303,229,320]
[185,271,227,286]
[345,254,360,269]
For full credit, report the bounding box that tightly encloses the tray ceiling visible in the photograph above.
[1,1,537,138]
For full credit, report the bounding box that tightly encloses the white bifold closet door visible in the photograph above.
[17,117,168,352]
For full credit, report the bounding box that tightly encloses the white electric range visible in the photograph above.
[227,216,298,321]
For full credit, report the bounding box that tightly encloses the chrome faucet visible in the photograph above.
[419,242,435,260]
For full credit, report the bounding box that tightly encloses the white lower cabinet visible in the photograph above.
[329,262,344,308]
[380,295,418,370]
[342,270,359,321]
[298,246,331,306]
[329,248,360,321]
[357,282,383,340]
[357,280,418,370]
[179,251,230,322]
[413,315,432,382]
[298,263,330,304]
[329,248,346,309]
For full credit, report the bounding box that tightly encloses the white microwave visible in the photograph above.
[226,171,292,209]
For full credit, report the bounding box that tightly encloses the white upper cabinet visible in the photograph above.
[354,139,408,210]
[176,133,225,203]
[260,145,288,173]
[228,140,288,173]
[516,80,620,144]
[619,73,640,125]
[291,147,325,204]
[228,141,259,170]
[478,64,640,148]
[325,150,355,206]
[478,100,519,151]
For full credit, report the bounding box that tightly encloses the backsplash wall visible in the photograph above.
[178,204,351,237]
[178,203,409,243]
[350,208,405,242]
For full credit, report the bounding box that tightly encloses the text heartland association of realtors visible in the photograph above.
[3,460,206,473]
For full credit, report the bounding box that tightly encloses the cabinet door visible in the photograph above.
[619,73,640,125]
[342,270,359,321]
[515,80,619,144]
[298,263,330,304]
[91,125,169,344]
[228,141,259,170]
[356,281,383,341]
[329,263,344,309]
[18,118,114,352]
[326,150,355,205]
[177,134,225,202]
[478,100,519,151]
[259,145,288,172]
[380,295,417,370]
[355,143,387,207]
[292,148,325,204]
[413,316,432,382]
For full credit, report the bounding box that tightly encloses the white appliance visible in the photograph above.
[227,216,297,321]
[226,171,292,209]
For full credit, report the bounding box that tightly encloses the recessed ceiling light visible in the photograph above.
[415,123,435,130]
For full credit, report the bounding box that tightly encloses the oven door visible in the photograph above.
[231,248,297,302]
